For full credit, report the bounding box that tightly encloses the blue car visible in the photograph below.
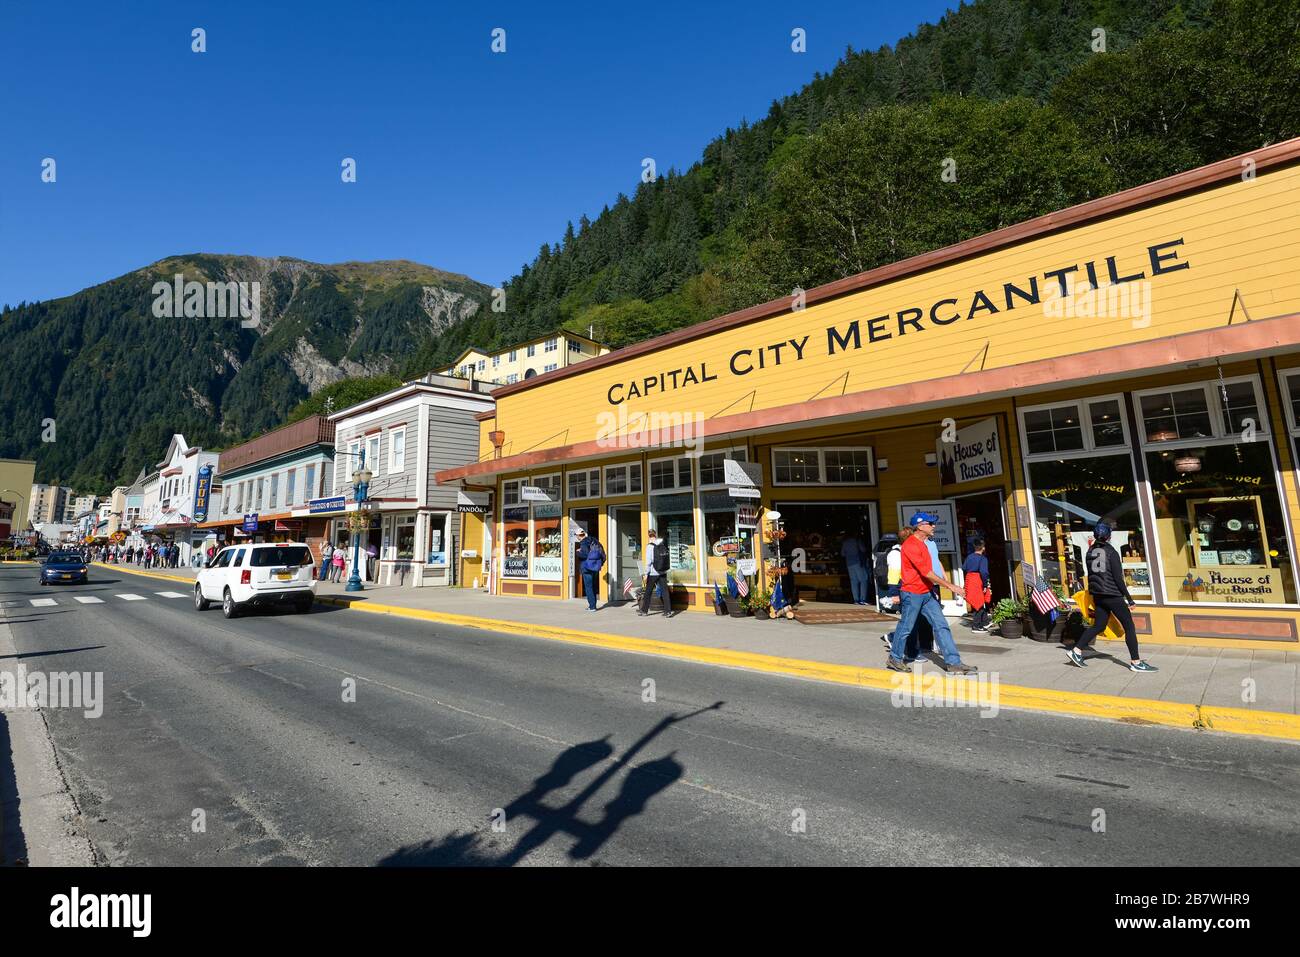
[41,551,89,585]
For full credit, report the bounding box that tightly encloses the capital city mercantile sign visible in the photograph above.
[605,238,1190,406]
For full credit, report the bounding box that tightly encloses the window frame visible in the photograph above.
[603,463,643,498]
[1018,392,1131,462]
[697,448,748,490]
[770,446,875,486]
[388,427,407,474]
[566,467,601,501]
[648,454,693,492]
[1132,377,1269,449]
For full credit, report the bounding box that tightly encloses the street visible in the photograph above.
[2,563,1298,866]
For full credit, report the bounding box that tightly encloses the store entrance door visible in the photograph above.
[608,506,641,603]
[570,507,599,600]
[774,501,878,603]
[952,489,1011,603]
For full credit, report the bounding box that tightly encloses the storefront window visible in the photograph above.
[650,491,697,584]
[701,489,753,584]
[698,450,746,487]
[604,463,642,496]
[502,506,529,578]
[531,475,562,580]
[1026,455,1149,599]
[427,514,448,566]
[772,449,819,484]
[395,516,416,560]
[1139,388,1214,442]
[773,501,875,603]
[1145,441,1295,604]
[567,468,600,500]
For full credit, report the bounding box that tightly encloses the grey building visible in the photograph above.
[327,373,494,587]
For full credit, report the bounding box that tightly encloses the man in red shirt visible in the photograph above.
[887,511,977,675]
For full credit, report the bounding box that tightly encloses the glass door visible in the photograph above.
[609,506,642,603]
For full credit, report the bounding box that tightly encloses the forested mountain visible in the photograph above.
[0,256,488,491]
[7,0,1298,493]
[413,0,1297,363]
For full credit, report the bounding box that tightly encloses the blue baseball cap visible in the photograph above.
[909,511,941,526]
[1094,522,1112,541]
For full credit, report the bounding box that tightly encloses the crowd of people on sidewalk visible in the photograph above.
[86,541,191,568]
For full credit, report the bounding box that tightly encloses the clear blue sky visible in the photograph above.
[0,0,955,306]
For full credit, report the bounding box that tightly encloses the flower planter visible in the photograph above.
[753,607,771,620]
[724,597,749,618]
[1025,606,1069,643]
[998,618,1024,639]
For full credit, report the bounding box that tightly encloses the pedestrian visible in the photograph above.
[886,512,976,675]
[841,528,870,605]
[576,528,606,611]
[637,528,672,618]
[319,541,333,581]
[963,538,992,632]
[1067,522,1156,672]
[331,546,346,583]
[365,540,379,582]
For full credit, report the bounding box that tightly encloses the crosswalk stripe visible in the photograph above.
[155,591,187,599]
[30,598,57,606]
[116,593,147,601]
[74,596,105,604]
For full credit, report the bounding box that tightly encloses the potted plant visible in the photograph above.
[746,589,773,620]
[1025,583,1072,642]
[990,597,1027,639]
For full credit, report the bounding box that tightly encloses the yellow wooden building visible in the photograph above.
[438,137,1300,649]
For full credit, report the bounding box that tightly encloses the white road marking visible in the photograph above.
[116,593,147,601]
[30,598,57,606]
[155,591,187,599]
[74,596,105,604]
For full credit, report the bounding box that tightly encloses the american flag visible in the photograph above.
[1030,575,1062,615]
[736,575,749,598]
[623,578,636,598]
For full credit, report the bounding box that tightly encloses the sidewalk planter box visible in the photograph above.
[753,607,771,621]
[999,618,1024,639]
[724,597,749,617]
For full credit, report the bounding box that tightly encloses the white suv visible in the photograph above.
[194,542,318,618]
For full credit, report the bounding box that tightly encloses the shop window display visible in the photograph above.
[502,506,529,578]
[701,489,754,585]
[1145,441,1295,604]
[650,491,697,584]
[773,501,875,603]
[1027,455,1149,599]
[530,476,563,580]
[395,516,416,560]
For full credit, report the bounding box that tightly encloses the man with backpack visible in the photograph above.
[575,527,606,611]
[637,527,672,618]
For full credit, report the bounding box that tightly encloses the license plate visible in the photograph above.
[62,574,72,579]
[274,571,292,581]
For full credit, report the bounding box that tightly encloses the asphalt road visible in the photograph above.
[2,563,1298,866]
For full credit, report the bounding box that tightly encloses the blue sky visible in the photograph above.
[0,1,955,306]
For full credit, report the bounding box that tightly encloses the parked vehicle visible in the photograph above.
[40,551,89,585]
[194,542,317,618]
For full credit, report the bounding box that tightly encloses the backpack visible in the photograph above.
[582,541,605,572]
[873,548,891,588]
[652,541,670,574]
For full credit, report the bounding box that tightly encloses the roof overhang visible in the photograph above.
[435,310,1300,484]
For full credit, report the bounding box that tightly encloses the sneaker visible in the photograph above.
[886,657,912,673]
[1065,647,1086,667]
[945,662,978,676]
[880,632,893,648]
[1130,660,1158,673]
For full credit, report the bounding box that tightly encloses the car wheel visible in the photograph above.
[222,588,239,619]
[194,584,210,611]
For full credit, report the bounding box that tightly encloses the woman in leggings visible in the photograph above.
[1067,522,1157,673]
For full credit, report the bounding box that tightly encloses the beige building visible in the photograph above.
[437,331,608,386]
[1,459,38,539]
[28,483,74,525]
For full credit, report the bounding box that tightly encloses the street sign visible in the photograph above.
[242,513,259,533]
[723,459,762,487]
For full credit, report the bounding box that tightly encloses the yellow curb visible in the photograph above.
[101,564,196,585]
[313,596,1300,742]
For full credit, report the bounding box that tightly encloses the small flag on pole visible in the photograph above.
[1030,575,1062,615]
[622,577,635,599]
[727,573,739,598]
[771,578,785,611]
[735,574,749,598]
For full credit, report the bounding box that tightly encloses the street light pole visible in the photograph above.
[345,448,373,593]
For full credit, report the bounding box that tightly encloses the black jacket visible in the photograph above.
[1085,542,1132,601]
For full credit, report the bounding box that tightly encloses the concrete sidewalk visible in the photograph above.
[106,560,1300,728]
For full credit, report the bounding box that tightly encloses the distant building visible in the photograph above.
[1,459,37,540]
[28,484,74,525]
[135,434,220,562]
[435,331,608,386]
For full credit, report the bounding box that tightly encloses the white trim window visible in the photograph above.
[502,479,521,507]
[544,363,558,373]
[1134,378,1268,446]
[388,427,407,473]
[567,467,600,500]
[1278,368,1300,434]
[1019,393,1131,461]
[698,449,746,488]
[603,463,643,497]
[772,447,874,485]
[545,338,558,353]
[649,455,693,492]
[366,435,382,476]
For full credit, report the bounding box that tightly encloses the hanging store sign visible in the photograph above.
[242,513,259,533]
[937,417,1003,485]
[521,486,555,503]
[192,464,213,523]
[309,496,346,514]
[457,490,490,513]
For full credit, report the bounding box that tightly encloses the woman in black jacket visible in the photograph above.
[1068,523,1156,672]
